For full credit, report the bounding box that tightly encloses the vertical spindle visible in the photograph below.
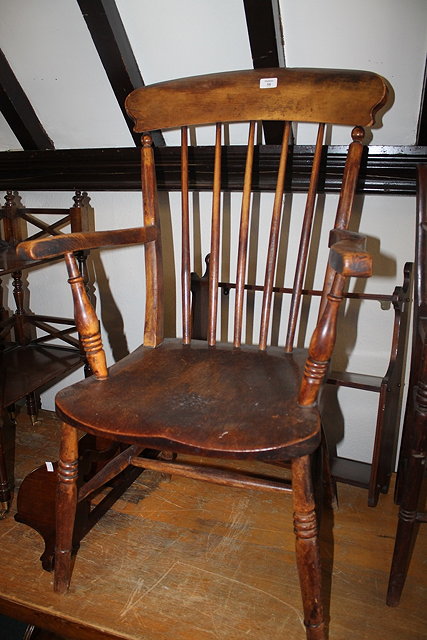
[207,124,222,346]
[285,123,325,352]
[234,121,255,348]
[181,126,191,344]
[259,122,291,350]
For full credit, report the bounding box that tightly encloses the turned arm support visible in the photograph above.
[16,225,158,261]
[299,230,372,406]
[16,226,158,380]
[61,252,107,380]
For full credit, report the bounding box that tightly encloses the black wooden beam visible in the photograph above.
[76,0,164,147]
[0,145,425,195]
[417,56,427,145]
[243,0,285,144]
[243,0,285,68]
[0,49,54,150]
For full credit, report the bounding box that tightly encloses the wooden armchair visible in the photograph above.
[387,164,427,606]
[17,68,388,640]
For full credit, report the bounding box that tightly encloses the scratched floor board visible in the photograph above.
[0,410,425,640]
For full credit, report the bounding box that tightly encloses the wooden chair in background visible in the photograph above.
[387,164,427,606]
[18,68,388,640]
[0,192,88,517]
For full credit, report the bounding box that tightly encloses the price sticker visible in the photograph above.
[260,78,278,89]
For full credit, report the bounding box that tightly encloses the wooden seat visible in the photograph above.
[387,164,427,606]
[57,340,319,458]
[17,68,388,640]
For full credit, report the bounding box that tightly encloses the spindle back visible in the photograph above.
[125,68,388,351]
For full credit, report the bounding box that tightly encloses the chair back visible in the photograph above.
[126,68,387,357]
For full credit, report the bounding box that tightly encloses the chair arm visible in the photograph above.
[17,226,158,261]
[328,229,372,278]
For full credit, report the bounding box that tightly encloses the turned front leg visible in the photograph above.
[0,423,11,517]
[54,422,79,593]
[292,455,326,640]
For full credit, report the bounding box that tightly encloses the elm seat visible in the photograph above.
[56,340,319,459]
[17,67,389,640]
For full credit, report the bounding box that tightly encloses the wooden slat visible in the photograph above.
[130,456,293,493]
[0,145,425,193]
[285,123,325,352]
[259,122,291,350]
[207,124,222,346]
[327,371,382,392]
[234,121,256,347]
[18,212,71,237]
[330,456,371,488]
[181,127,191,344]
[76,0,164,147]
[0,49,54,150]
[78,444,144,502]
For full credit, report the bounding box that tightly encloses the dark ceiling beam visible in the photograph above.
[0,145,424,195]
[76,0,164,146]
[417,56,427,145]
[0,49,54,150]
[243,0,286,144]
[243,0,285,68]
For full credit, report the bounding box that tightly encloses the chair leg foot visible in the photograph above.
[0,419,12,517]
[54,550,74,594]
[304,622,327,640]
[386,506,417,607]
[291,455,327,640]
[54,422,79,593]
[0,500,10,518]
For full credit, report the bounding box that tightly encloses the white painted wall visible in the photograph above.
[281,0,427,145]
[1,0,426,465]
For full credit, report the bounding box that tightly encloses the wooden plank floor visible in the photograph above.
[0,410,425,640]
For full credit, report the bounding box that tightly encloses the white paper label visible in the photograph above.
[45,461,54,472]
[260,78,278,89]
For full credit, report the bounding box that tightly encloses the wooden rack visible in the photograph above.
[0,191,88,516]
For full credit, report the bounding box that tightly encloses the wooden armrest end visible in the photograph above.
[328,229,372,278]
[17,226,158,261]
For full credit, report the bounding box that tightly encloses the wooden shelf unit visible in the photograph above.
[0,191,88,516]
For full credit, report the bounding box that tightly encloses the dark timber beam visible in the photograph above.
[243,0,285,68]
[0,49,54,150]
[417,56,427,145]
[0,145,425,194]
[243,0,286,144]
[76,0,164,146]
